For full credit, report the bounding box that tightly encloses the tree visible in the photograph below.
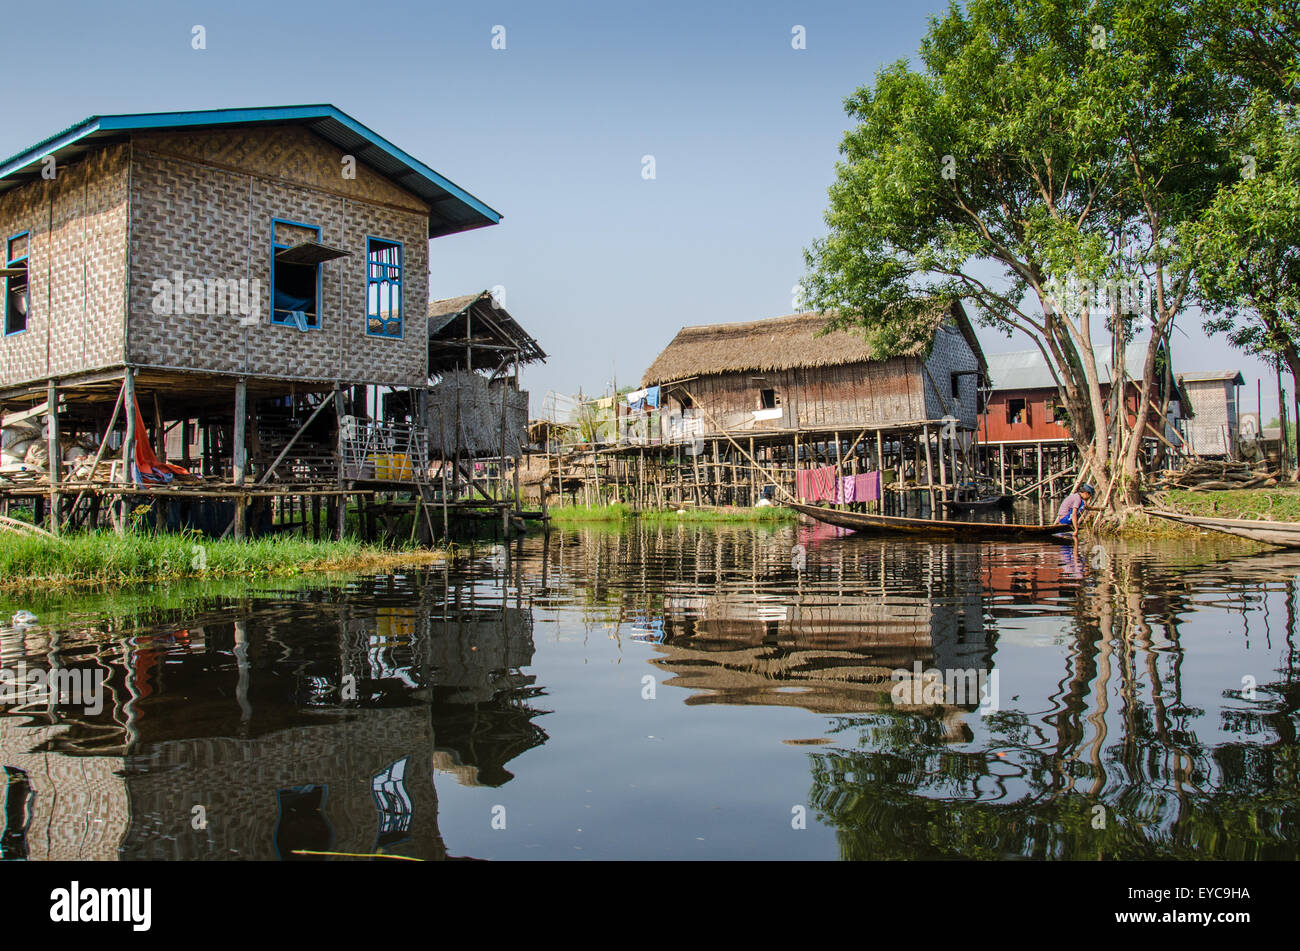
[803,0,1233,507]
[1194,1,1300,464]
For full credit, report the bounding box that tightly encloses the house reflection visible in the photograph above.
[0,566,545,860]
[651,584,987,725]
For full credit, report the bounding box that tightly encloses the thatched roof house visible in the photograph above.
[643,300,981,386]
[636,300,985,438]
[428,290,546,376]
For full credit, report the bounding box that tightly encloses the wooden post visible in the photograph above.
[793,434,800,501]
[1036,442,1043,501]
[876,429,884,514]
[937,424,948,505]
[335,385,347,539]
[46,380,60,535]
[232,378,248,541]
[923,425,935,516]
[118,369,136,536]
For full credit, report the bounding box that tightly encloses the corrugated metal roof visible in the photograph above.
[0,105,501,239]
[985,342,1153,390]
[1179,370,1245,384]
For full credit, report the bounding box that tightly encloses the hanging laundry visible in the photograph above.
[797,466,839,502]
[796,468,815,501]
[626,388,648,410]
[836,476,856,504]
[855,470,882,502]
[131,398,192,485]
[644,386,660,409]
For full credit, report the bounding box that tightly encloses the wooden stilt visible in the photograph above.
[46,380,60,535]
[232,378,248,541]
[118,369,136,536]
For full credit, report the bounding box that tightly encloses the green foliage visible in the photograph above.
[0,529,443,589]
[1167,486,1300,520]
[802,0,1239,496]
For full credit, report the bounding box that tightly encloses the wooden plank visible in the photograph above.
[1,397,62,427]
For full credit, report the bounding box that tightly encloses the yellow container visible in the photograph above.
[371,452,413,480]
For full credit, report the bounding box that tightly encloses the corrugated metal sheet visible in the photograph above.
[0,105,500,238]
[986,342,1153,391]
[1179,370,1244,384]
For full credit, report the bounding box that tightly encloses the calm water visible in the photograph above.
[1,521,1297,860]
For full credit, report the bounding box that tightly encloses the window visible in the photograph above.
[271,220,322,329]
[951,373,961,398]
[366,238,403,338]
[4,232,29,336]
[1048,398,1069,424]
[1006,398,1027,425]
[760,388,779,410]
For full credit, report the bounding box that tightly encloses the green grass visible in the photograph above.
[0,529,446,589]
[548,502,797,524]
[1164,487,1300,521]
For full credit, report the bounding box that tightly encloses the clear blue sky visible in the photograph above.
[0,0,1283,417]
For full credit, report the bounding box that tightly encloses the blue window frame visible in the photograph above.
[366,237,403,338]
[4,231,29,336]
[271,218,322,330]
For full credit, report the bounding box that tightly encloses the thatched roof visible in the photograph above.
[641,300,979,387]
[427,290,547,374]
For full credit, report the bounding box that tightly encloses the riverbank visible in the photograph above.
[1106,486,1300,541]
[1162,486,1300,520]
[0,530,447,590]
[548,502,798,524]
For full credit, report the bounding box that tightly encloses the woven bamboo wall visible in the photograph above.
[427,371,529,458]
[127,126,429,387]
[119,708,445,861]
[921,320,981,428]
[0,145,129,391]
[674,357,926,434]
[0,719,130,860]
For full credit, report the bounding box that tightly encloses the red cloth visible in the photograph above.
[132,398,190,483]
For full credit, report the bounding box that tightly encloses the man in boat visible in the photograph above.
[1056,483,1094,536]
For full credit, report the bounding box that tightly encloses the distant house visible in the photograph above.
[982,341,1183,449]
[637,300,986,444]
[425,290,546,459]
[1177,370,1244,458]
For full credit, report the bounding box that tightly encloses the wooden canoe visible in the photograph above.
[1147,510,1300,547]
[788,502,1072,539]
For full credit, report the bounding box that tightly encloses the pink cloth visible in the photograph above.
[856,471,881,501]
[836,476,856,504]
[796,466,839,502]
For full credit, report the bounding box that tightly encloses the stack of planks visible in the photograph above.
[1153,459,1278,491]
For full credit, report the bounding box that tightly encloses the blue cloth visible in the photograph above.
[626,386,660,412]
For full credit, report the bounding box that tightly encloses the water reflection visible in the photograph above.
[0,563,545,860]
[518,525,1300,859]
[0,523,1297,860]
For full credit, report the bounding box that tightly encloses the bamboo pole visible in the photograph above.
[45,380,59,535]
[232,378,248,540]
[69,378,126,523]
[673,388,796,503]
